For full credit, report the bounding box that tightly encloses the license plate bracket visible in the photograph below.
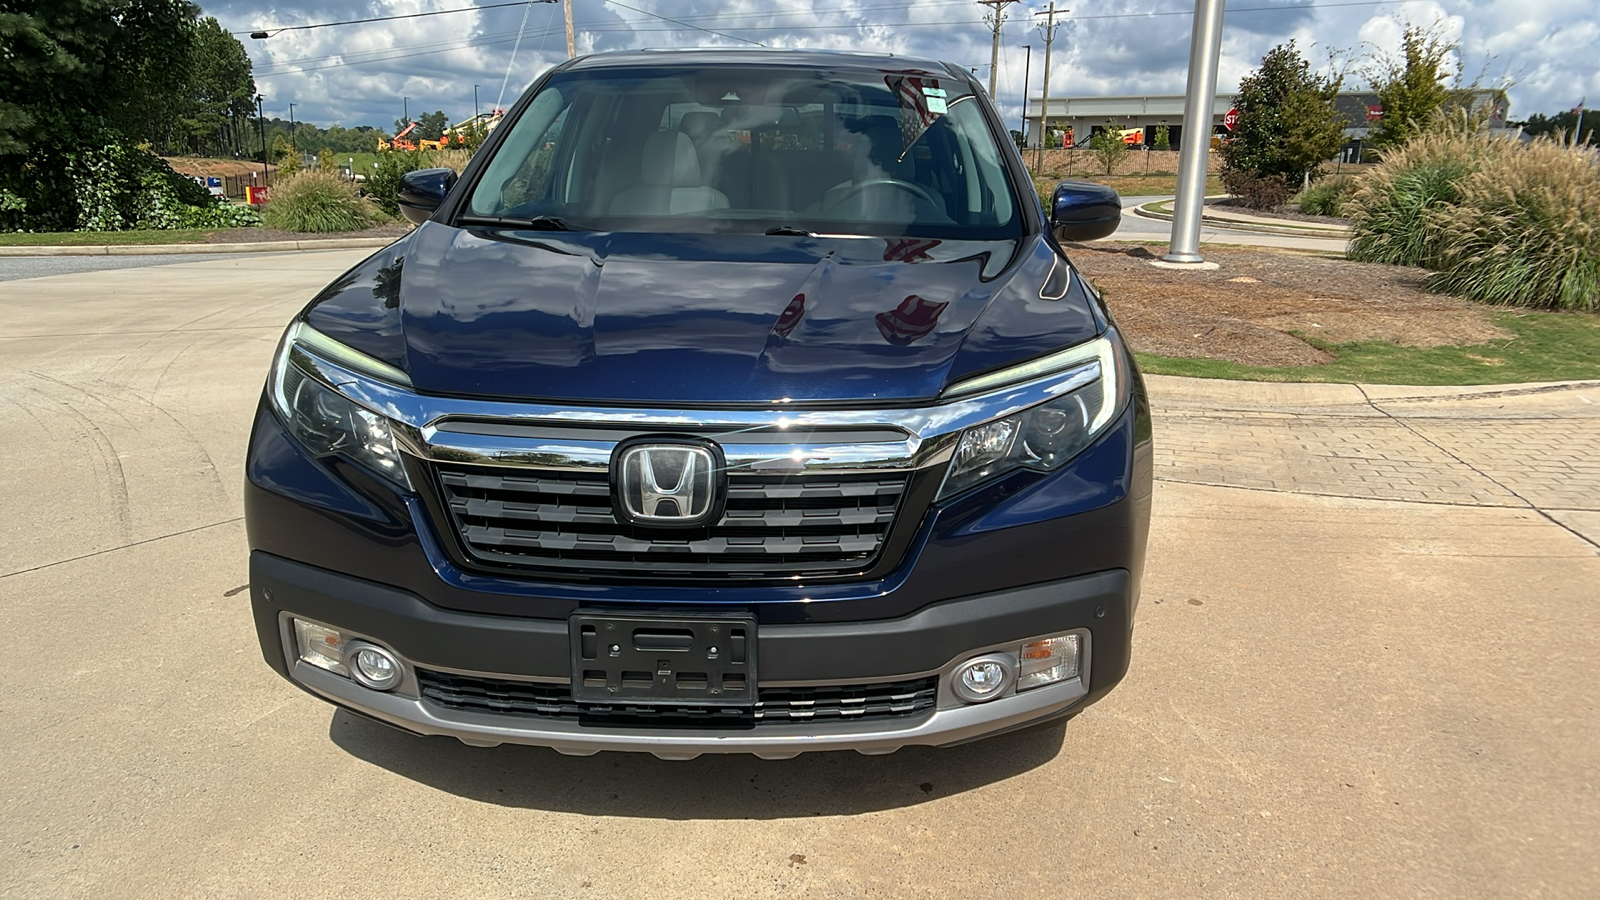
[569,612,756,706]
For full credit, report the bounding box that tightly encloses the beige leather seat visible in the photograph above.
[608,131,730,216]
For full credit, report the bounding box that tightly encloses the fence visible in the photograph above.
[1024,149,1222,177]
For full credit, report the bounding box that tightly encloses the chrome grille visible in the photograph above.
[416,669,939,727]
[432,463,911,579]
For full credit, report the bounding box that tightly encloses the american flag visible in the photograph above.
[887,76,943,162]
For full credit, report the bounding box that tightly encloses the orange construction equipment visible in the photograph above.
[378,121,419,152]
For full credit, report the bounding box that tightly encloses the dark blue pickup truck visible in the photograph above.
[246,49,1152,759]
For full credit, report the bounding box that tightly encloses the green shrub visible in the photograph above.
[1425,138,1600,311]
[1345,129,1497,266]
[261,170,375,233]
[1295,175,1355,216]
[365,149,430,217]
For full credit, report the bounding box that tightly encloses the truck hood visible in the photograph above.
[304,221,1103,406]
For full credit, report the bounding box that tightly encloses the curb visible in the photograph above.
[1133,199,1351,239]
[0,237,396,258]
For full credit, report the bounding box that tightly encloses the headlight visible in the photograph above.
[938,333,1123,500]
[268,323,411,488]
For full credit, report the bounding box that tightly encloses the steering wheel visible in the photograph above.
[824,178,941,213]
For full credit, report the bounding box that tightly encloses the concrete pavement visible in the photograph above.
[1112,194,1350,254]
[2,251,1597,898]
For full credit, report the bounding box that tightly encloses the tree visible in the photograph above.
[1220,41,1346,207]
[415,110,450,142]
[1366,24,1455,152]
[0,1,243,231]
[1152,123,1171,152]
[1088,125,1132,175]
[1523,110,1599,146]
[173,17,257,157]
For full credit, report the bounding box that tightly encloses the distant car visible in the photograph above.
[246,49,1151,759]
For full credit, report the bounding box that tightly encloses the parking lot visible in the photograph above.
[2,250,1597,898]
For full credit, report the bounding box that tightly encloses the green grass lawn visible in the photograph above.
[1137,311,1600,385]
[0,229,222,246]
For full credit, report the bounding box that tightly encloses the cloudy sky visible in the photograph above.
[205,0,1598,130]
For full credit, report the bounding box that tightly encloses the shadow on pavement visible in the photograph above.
[329,710,1070,818]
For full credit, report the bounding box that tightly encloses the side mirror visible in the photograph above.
[1049,181,1121,242]
[396,167,459,225]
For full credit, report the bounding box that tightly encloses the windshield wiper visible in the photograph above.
[764,225,815,237]
[460,214,574,231]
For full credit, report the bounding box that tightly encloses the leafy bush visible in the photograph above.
[261,170,376,233]
[1345,129,1493,267]
[1295,175,1356,217]
[365,149,430,217]
[1087,126,1132,175]
[1222,169,1294,209]
[1424,138,1600,310]
[0,129,259,233]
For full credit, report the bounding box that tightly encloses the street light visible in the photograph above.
[1019,45,1033,150]
[474,84,481,122]
[288,102,297,157]
[255,94,268,187]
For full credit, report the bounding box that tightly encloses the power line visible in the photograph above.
[235,1,556,38]
[604,1,768,47]
[248,0,1410,79]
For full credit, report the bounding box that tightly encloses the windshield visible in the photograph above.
[464,64,1023,239]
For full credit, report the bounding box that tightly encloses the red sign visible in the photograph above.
[246,186,271,206]
[1366,105,1384,122]
[1222,107,1239,131]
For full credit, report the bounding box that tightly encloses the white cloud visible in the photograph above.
[204,0,1599,128]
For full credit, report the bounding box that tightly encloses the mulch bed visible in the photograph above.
[1064,243,1511,367]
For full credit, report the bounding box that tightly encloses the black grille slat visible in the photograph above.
[417,669,938,727]
[432,462,912,580]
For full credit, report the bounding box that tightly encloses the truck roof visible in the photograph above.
[563,48,965,80]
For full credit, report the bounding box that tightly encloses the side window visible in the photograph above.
[499,106,569,210]
[468,87,569,215]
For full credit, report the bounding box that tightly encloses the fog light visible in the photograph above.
[347,643,403,691]
[293,619,347,676]
[1017,634,1081,691]
[952,654,1014,703]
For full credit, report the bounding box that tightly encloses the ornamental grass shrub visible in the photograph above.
[1424,138,1600,311]
[1344,128,1496,267]
[261,169,377,233]
[1295,175,1356,217]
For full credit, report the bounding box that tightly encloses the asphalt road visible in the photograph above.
[2,251,1596,898]
[0,253,261,283]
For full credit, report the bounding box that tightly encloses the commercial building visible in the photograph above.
[1023,90,1509,154]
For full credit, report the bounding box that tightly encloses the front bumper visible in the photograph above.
[252,553,1134,758]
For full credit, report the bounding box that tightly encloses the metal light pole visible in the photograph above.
[1164,0,1227,264]
[288,102,296,156]
[1020,45,1032,150]
[256,94,268,187]
[474,84,481,122]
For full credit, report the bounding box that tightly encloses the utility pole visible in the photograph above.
[1034,3,1063,170]
[1164,0,1226,265]
[978,1,1018,99]
[288,102,296,156]
[403,97,409,125]
[565,0,575,58]
[1020,45,1032,150]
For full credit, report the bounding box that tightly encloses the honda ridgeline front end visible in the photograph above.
[245,51,1152,759]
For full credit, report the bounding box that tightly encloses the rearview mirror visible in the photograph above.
[396,167,459,226]
[1049,181,1121,242]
